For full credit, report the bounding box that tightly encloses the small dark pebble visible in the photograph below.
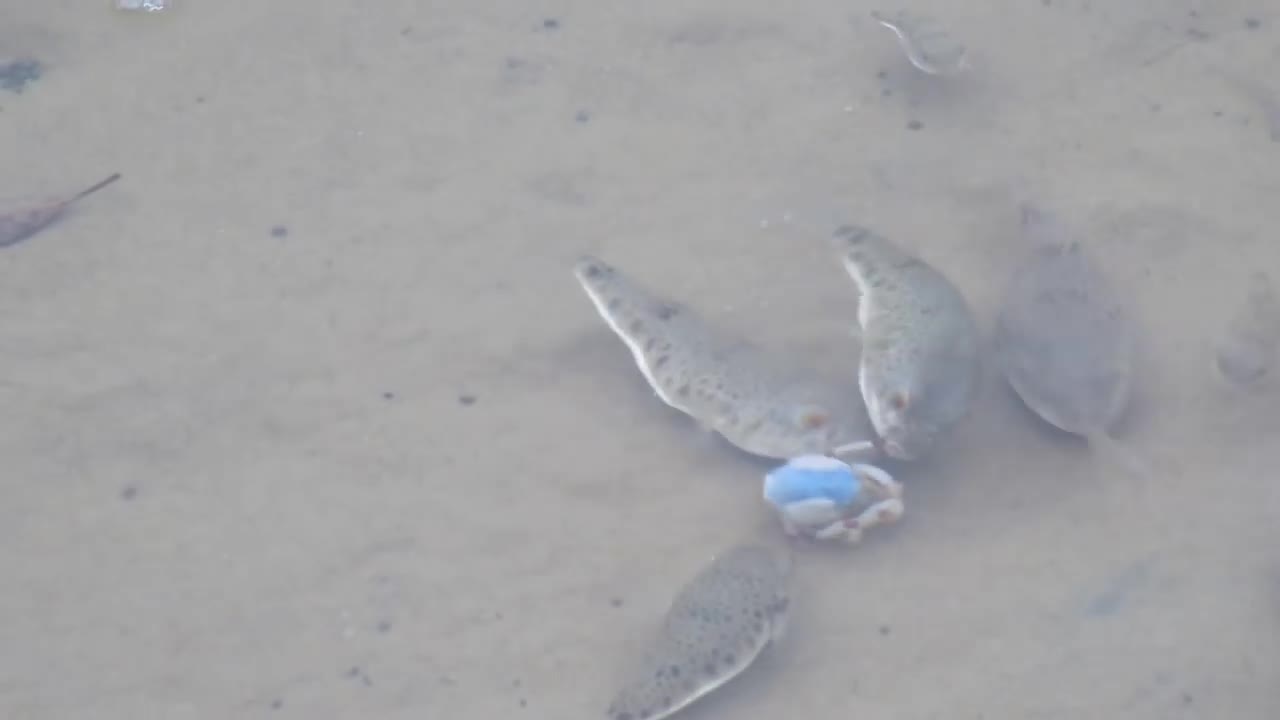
[120,486,138,501]
[520,698,528,708]
[270,699,283,710]
[458,394,477,406]
[376,619,392,633]
[575,109,591,123]
[1245,18,1260,30]
[0,58,41,93]
[1213,110,1223,117]
[881,87,893,97]
[876,69,888,80]
[543,18,560,30]
[401,26,413,36]
[270,225,289,238]
[906,120,924,131]
[879,624,891,636]
[1182,692,1193,705]
[382,391,395,400]
[610,597,624,608]
[195,96,205,104]
[346,666,373,686]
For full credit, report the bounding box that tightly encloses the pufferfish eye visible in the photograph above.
[888,392,909,412]
[797,408,830,430]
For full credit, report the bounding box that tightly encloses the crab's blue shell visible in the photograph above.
[763,454,861,508]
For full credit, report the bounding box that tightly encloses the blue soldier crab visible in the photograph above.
[763,454,904,543]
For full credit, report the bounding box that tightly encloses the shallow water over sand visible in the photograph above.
[1,2,1278,718]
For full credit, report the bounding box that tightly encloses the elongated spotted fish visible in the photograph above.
[574,255,878,460]
[606,544,791,720]
[830,225,980,460]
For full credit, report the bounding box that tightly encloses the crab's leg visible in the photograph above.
[848,498,906,532]
[849,463,903,499]
[831,440,878,460]
[811,498,904,544]
[816,519,863,543]
[777,497,842,536]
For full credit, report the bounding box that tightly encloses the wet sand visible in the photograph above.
[2,1,1278,718]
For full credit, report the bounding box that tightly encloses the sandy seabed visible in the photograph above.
[2,1,1278,718]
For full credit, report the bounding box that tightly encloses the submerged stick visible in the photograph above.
[0,172,122,248]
